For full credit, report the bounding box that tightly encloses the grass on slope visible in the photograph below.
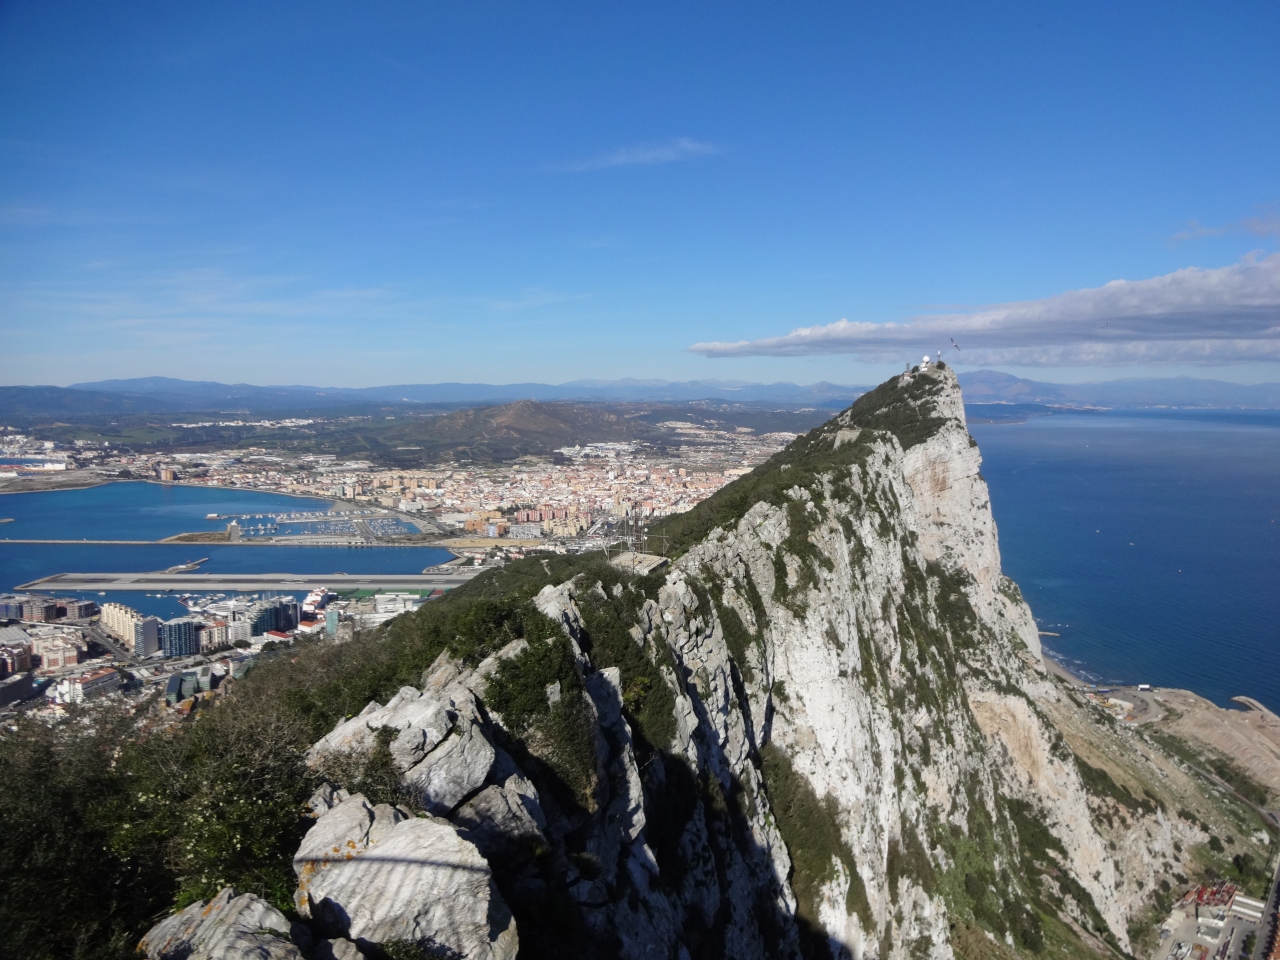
[650,366,954,558]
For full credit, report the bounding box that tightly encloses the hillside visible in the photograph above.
[12,399,830,466]
[2,364,1274,960]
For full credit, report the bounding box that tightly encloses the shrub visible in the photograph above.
[759,743,871,932]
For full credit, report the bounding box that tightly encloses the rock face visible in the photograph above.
[138,887,303,960]
[140,364,1204,960]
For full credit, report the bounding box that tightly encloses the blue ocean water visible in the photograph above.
[971,411,1280,713]
[0,482,453,618]
[0,480,334,540]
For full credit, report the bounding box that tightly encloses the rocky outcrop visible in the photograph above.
[294,795,517,960]
[138,887,304,960]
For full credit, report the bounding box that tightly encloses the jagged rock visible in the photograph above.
[308,686,455,771]
[298,815,518,960]
[402,715,495,815]
[138,887,302,960]
[285,366,1201,960]
[306,781,351,818]
[294,793,407,915]
[453,775,545,858]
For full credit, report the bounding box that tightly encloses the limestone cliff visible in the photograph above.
[140,364,1213,960]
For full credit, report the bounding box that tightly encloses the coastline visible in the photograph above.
[1041,649,1088,686]
[0,474,109,496]
[1042,648,1280,804]
[0,475,341,507]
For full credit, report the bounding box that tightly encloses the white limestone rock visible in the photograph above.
[299,815,518,960]
[452,776,545,857]
[138,887,302,960]
[402,715,496,815]
[294,793,407,916]
[306,781,351,818]
[312,939,365,960]
[308,686,456,772]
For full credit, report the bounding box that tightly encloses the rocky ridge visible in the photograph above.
[140,364,1218,960]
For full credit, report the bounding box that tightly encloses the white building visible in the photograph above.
[50,667,120,703]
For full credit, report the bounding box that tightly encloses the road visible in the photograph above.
[1252,843,1280,960]
[18,570,483,593]
[86,623,135,664]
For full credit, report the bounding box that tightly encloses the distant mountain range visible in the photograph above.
[1,372,1278,421]
[957,370,1280,408]
[64,376,863,408]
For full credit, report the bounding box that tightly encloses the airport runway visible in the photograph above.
[18,569,482,592]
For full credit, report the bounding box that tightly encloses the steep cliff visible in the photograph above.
[139,364,1215,960]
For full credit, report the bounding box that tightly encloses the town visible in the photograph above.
[0,583,462,715]
[0,424,797,552]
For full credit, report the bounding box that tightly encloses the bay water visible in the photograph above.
[971,410,1280,713]
[0,482,453,619]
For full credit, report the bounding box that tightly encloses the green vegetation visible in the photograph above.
[651,368,954,557]
[0,552,634,960]
[0,686,315,960]
[758,743,872,935]
[840,369,949,451]
[1204,756,1272,807]
[1073,756,1159,818]
[1003,798,1117,954]
[484,631,600,809]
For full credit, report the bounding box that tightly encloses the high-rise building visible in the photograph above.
[198,622,228,653]
[101,602,143,643]
[161,618,199,658]
[246,601,278,636]
[325,606,339,638]
[245,598,298,636]
[133,617,161,656]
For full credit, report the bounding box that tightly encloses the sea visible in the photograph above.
[971,409,1280,714]
[0,482,453,620]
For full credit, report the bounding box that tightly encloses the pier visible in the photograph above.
[17,569,482,593]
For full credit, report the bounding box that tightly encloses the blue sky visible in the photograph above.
[2,1,1279,387]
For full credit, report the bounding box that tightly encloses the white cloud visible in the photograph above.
[550,138,716,172]
[1170,210,1280,244]
[690,252,1280,366]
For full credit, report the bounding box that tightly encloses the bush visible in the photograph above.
[650,369,954,558]
[759,743,870,932]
